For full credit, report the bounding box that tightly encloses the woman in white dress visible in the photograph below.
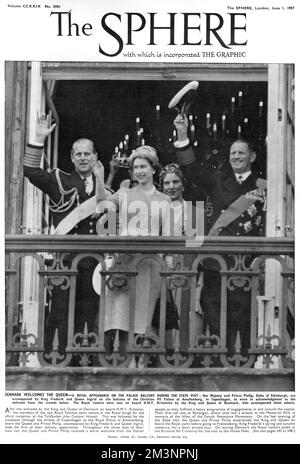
[94,146,170,364]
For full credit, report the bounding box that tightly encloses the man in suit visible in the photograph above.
[173,114,266,358]
[24,114,109,358]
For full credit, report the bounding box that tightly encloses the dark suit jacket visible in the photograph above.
[24,145,101,347]
[24,159,98,235]
[175,143,265,237]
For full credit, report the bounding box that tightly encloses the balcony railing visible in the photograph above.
[5,235,294,371]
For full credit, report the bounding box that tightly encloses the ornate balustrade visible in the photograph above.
[5,235,294,371]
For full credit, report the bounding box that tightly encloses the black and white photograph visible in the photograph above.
[5,61,295,391]
[1,0,298,446]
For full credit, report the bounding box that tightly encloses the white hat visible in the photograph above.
[168,81,199,114]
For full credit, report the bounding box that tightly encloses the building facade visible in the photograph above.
[5,62,295,391]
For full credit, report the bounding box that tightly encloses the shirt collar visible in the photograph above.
[235,171,251,182]
[79,173,93,181]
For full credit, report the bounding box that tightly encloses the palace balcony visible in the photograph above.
[5,235,295,391]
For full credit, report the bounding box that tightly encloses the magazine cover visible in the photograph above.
[0,0,298,447]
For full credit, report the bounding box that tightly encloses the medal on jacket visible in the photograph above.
[84,176,93,195]
[205,195,214,218]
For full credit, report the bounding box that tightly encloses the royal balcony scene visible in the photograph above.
[5,62,295,391]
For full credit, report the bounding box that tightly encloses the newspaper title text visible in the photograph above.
[50,10,248,57]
